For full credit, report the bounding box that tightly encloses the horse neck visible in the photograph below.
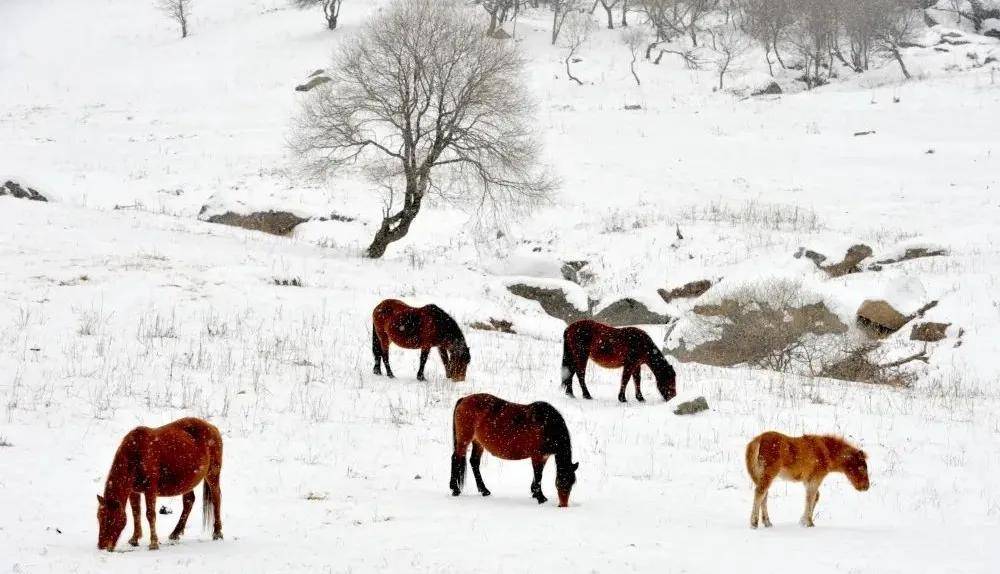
[544,414,573,468]
[643,340,670,377]
[428,307,463,348]
[820,436,853,471]
[104,437,140,503]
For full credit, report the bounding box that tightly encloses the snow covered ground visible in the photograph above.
[2,0,1000,572]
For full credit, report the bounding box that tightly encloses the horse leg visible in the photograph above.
[530,456,549,504]
[618,365,633,403]
[168,491,195,541]
[574,351,593,400]
[450,424,473,496]
[750,474,774,529]
[801,481,820,527]
[761,491,772,528]
[375,328,395,378]
[470,442,491,497]
[438,347,450,378]
[127,492,142,546]
[207,471,224,540]
[416,348,430,381]
[633,367,645,402]
[144,491,159,550]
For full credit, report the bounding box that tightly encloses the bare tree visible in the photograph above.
[551,0,583,44]
[291,0,555,258]
[475,0,526,35]
[622,26,646,84]
[713,24,750,90]
[740,0,792,74]
[786,0,838,88]
[293,0,345,30]
[871,0,922,80]
[596,0,621,28]
[156,0,192,38]
[561,11,596,84]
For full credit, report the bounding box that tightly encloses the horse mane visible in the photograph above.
[425,304,466,347]
[534,402,573,465]
[821,435,865,460]
[643,336,675,380]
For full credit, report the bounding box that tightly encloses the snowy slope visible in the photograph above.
[2,0,1000,572]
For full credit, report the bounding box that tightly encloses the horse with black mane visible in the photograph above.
[372,299,471,382]
[96,417,223,552]
[450,393,579,507]
[561,319,677,403]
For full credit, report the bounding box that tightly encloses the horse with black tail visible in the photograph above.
[561,319,677,403]
[450,393,579,507]
[372,299,471,382]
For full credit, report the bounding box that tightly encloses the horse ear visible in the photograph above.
[573,462,580,471]
[97,494,105,505]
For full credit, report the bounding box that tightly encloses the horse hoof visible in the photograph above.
[536,497,547,505]
[128,539,139,547]
[451,490,461,497]
[149,542,160,551]
[168,534,181,541]
[213,532,224,541]
[618,396,627,403]
[583,394,593,400]
[417,376,426,382]
[764,521,773,528]
[480,489,491,497]
[636,396,645,402]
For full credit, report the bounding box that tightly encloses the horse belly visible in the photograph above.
[591,352,625,369]
[475,428,543,461]
[156,437,211,496]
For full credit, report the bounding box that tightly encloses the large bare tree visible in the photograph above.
[156,0,192,38]
[293,0,345,30]
[291,0,555,258]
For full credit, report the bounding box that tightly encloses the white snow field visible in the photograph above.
[2,0,1000,572]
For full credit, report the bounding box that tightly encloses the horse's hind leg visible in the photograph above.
[761,492,772,528]
[372,325,384,375]
[168,491,196,541]
[530,456,549,504]
[128,492,142,546]
[377,330,395,378]
[450,419,473,496]
[470,442,491,496]
[144,491,160,550]
[417,348,430,381]
[617,366,634,403]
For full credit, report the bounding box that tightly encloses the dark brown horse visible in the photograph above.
[450,393,579,507]
[372,299,471,382]
[746,431,870,528]
[561,319,677,403]
[97,417,223,551]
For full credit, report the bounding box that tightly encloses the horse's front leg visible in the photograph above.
[144,491,159,550]
[380,338,395,378]
[633,367,645,402]
[470,442,491,496]
[417,348,430,381]
[128,492,142,546]
[801,480,821,527]
[575,354,593,400]
[530,456,548,504]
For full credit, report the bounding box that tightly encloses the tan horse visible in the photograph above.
[97,418,223,551]
[745,431,869,528]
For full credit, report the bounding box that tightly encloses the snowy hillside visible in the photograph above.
[2,0,1000,572]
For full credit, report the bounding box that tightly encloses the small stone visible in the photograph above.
[673,396,709,416]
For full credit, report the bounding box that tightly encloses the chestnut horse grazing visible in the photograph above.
[450,393,579,507]
[746,431,870,529]
[561,319,677,403]
[97,417,223,551]
[372,299,471,382]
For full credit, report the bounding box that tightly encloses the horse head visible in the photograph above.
[446,340,471,382]
[650,350,677,402]
[96,494,127,551]
[555,461,580,508]
[844,449,870,492]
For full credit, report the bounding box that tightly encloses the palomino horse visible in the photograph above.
[450,393,579,507]
[746,431,870,528]
[561,319,677,403]
[372,299,471,382]
[97,417,223,551]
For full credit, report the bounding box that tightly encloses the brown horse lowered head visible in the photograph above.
[372,299,471,382]
[450,393,579,507]
[97,417,223,551]
[561,320,676,403]
[746,431,870,529]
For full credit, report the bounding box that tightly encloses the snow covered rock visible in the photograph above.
[752,81,782,96]
[673,396,709,416]
[1,180,47,202]
[857,300,909,333]
[506,279,590,324]
[910,321,950,342]
[592,297,670,326]
[658,279,713,303]
[795,244,873,277]
[199,207,308,236]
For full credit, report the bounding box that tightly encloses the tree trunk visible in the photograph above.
[891,47,911,80]
[621,0,628,27]
[325,0,339,30]
[566,56,583,85]
[181,20,187,38]
[604,5,614,29]
[764,46,774,76]
[365,176,425,258]
[630,53,640,85]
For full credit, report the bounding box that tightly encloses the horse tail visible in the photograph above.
[202,480,214,532]
[745,437,762,486]
[450,398,467,493]
[560,333,574,392]
[371,323,381,361]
